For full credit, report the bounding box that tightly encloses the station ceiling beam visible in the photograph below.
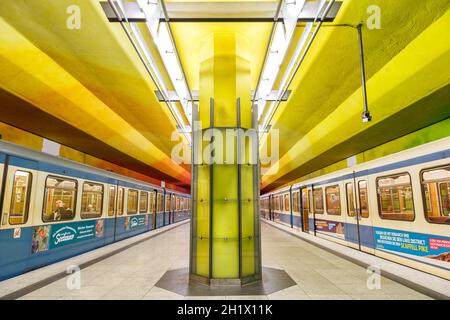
[101,1,342,23]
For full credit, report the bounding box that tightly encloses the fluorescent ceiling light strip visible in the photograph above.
[116,0,191,144]
[137,0,192,125]
[260,22,313,131]
[129,22,189,139]
[260,0,336,139]
[256,0,307,120]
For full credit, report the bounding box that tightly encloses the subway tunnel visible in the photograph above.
[0,0,449,307]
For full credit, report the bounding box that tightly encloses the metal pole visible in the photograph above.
[263,0,336,130]
[252,0,284,106]
[208,97,214,280]
[357,24,372,122]
[107,0,190,142]
[159,0,195,105]
[237,98,242,278]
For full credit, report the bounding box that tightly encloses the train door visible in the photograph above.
[0,154,5,225]
[344,172,375,254]
[151,190,156,229]
[300,187,309,233]
[269,194,273,221]
[302,187,314,234]
[114,185,124,241]
[171,194,176,223]
[107,184,118,243]
[1,156,37,228]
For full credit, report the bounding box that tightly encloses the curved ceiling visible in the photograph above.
[0,0,190,187]
[0,0,448,192]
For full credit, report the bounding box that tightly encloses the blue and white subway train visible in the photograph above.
[0,140,190,281]
[261,137,450,280]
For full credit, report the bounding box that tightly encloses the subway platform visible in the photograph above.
[1,220,447,300]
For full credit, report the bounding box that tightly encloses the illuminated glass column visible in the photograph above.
[190,32,262,285]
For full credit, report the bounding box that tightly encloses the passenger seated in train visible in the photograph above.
[53,200,73,220]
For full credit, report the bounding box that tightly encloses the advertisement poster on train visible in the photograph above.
[49,221,98,249]
[31,225,51,253]
[124,215,146,231]
[95,220,104,238]
[374,227,450,263]
[315,219,345,239]
[31,221,101,253]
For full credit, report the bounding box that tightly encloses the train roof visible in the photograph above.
[0,140,189,196]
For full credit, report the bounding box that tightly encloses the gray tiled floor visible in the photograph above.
[18,223,431,300]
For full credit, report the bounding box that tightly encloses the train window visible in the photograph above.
[43,176,77,222]
[108,186,116,216]
[127,189,138,215]
[346,183,356,216]
[292,191,299,213]
[276,195,281,211]
[284,194,290,212]
[150,191,156,213]
[313,188,324,214]
[81,182,103,219]
[177,197,181,211]
[117,187,124,216]
[325,185,341,215]
[358,181,369,218]
[157,193,163,213]
[9,171,32,225]
[139,191,148,213]
[377,173,414,221]
[302,189,309,213]
[165,195,171,212]
[421,166,450,224]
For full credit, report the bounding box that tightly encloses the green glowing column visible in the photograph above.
[189,32,262,285]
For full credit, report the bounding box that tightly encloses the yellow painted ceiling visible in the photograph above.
[0,0,449,191]
[259,0,450,190]
[0,0,190,185]
[171,22,272,91]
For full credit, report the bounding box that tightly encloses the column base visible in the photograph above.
[189,273,262,287]
[155,267,295,296]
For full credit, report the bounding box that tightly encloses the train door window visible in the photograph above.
[377,173,414,221]
[284,194,290,212]
[43,176,77,222]
[313,188,324,214]
[308,190,313,213]
[346,183,356,216]
[81,182,104,219]
[165,195,170,212]
[325,185,341,215]
[139,191,149,213]
[157,193,163,213]
[358,180,369,218]
[150,192,156,213]
[127,189,138,215]
[302,189,309,213]
[117,187,124,216]
[421,166,450,224]
[292,191,299,213]
[108,186,116,217]
[9,171,32,225]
